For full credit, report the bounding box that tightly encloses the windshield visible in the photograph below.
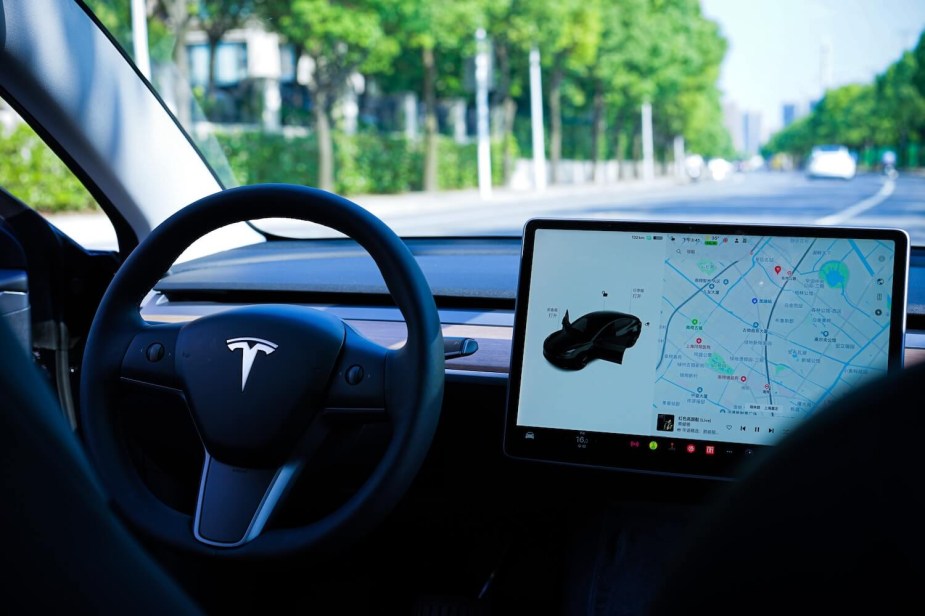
[82,0,925,245]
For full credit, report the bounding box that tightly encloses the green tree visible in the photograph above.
[516,0,601,183]
[197,0,255,104]
[912,30,925,99]
[763,115,814,161]
[84,0,133,47]
[258,0,398,191]
[766,46,925,167]
[873,51,925,163]
[647,0,730,159]
[151,0,197,127]
[374,0,485,192]
[569,0,730,167]
[576,0,650,170]
[484,0,527,184]
[814,84,879,149]
[599,0,659,163]
[83,0,172,69]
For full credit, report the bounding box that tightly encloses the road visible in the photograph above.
[49,170,925,250]
[258,170,925,244]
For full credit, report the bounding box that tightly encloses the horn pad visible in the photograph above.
[174,304,345,466]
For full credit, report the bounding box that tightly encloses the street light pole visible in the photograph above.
[674,135,685,179]
[130,0,151,79]
[641,102,655,182]
[475,28,492,199]
[529,46,547,191]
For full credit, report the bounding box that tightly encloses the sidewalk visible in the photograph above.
[350,174,684,216]
[47,174,689,251]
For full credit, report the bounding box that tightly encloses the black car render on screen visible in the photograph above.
[543,310,642,370]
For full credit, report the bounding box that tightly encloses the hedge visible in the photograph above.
[0,123,100,213]
[214,129,512,195]
[0,121,513,213]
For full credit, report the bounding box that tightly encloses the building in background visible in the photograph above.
[782,103,797,128]
[742,111,762,156]
[723,100,743,154]
[781,101,811,130]
[723,101,763,157]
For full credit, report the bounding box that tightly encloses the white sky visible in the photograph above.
[700,0,925,141]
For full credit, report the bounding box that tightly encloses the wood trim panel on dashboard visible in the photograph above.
[346,320,513,373]
[143,312,924,373]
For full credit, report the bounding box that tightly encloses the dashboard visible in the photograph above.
[143,238,523,376]
[144,235,925,365]
[100,229,925,613]
[141,234,925,484]
[145,237,925,356]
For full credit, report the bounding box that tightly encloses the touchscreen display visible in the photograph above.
[504,219,909,479]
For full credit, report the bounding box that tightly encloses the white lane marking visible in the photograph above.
[814,178,896,226]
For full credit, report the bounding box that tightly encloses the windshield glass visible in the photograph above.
[82,0,925,245]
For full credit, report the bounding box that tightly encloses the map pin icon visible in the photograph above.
[774,266,781,274]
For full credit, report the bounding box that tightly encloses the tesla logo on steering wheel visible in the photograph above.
[226,337,278,391]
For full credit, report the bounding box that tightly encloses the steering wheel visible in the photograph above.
[79,184,445,559]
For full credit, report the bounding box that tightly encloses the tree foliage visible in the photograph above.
[371,0,486,191]
[84,0,737,187]
[256,0,398,190]
[766,36,925,166]
[198,0,255,95]
[912,30,925,99]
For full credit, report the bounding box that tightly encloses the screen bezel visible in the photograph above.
[503,218,910,480]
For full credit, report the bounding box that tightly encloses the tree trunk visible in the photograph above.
[611,107,627,178]
[314,90,334,192]
[632,134,642,178]
[204,36,220,120]
[207,37,219,96]
[502,97,517,185]
[173,36,191,127]
[495,41,517,185]
[165,0,192,128]
[422,46,439,192]
[549,54,566,184]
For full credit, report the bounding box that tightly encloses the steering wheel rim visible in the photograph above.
[79,183,445,559]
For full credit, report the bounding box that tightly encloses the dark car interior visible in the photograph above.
[3,1,925,615]
[2,182,925,614]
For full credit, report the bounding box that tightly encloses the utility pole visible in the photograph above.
[673,135,685,180]
[641,102,654,182]
[131,0,151,79]
[475,28,492,199]
[529,47,547,191]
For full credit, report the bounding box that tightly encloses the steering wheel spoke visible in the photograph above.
[120,323,184,390]
[322,325,389,422]
[193,453,303,547]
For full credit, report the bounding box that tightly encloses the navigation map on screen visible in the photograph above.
[506,220,908,477]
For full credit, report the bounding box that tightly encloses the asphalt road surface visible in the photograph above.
[49,170,925,250]
[355,170,925,244]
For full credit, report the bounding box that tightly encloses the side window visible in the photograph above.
[0,99,117,251]
[1,98,123,430]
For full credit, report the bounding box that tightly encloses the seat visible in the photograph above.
[648,357,925,614]
[0,187,120,428]
[0,313,204,614]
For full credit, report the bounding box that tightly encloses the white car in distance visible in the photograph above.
[806,145,857,180]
